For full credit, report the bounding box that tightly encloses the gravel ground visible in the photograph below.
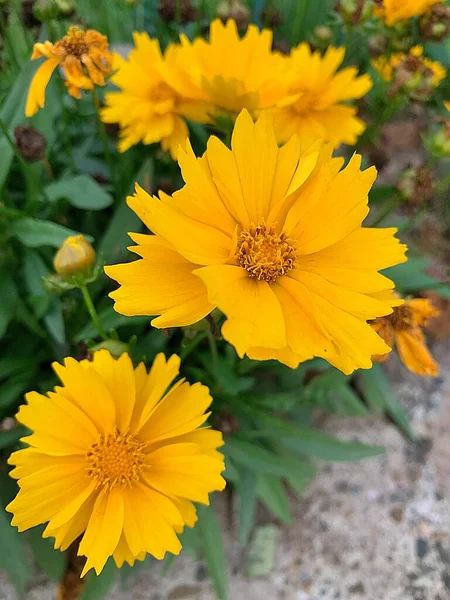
[1,340,449,600]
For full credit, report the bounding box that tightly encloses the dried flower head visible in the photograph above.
[25,26,112,117]
[14,125,46,162]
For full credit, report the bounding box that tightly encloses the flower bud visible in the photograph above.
[33,0,60,21]
[14,126,46,162]
[217,0,250,29]
[89,340,129,358]
[311,25,334,50]
[429,124,450,157]
[419,5,450,42]
[53,235,96,279]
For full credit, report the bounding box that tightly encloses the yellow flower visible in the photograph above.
[174,18,290,117]
[53,235,96,279]
[374,0,443,26]
[372,45,446,87]
[26,26,112,117]
[444,100,450,113]
[371,297,439,376]
[6,350,225,576]
[270,44,372,148]
[106,111,407,375]
[101,33,211,158]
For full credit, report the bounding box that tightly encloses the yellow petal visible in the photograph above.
[25,58,60,117]
[395,329,440,377]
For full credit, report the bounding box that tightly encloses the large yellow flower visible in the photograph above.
[7,350,225,576]
[371,297,439,376]
[270,44,372,148]
[26,26,112,117]
[101,33,211,157]
[175,18,290,117]
[106,111,407,375]
[374,0,443,26]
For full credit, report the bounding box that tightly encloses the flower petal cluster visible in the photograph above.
[270,44,372,148]
[26,26,112,117]
[374,0,444,26]
[371,297,439,376]
[106,111,407,375]
[372,45,447,88]
[7,350,225,576]
[101,33,212,157]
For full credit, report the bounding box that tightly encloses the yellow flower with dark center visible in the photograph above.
[101,33,212,158]
[270,44,372,148]
[26,26,112,117]
[106,110,407,375]
[6,350,225,576]
[371,297,439,376]
[372,45,446,88]
[374,0,443,26]
[174,18,290,117]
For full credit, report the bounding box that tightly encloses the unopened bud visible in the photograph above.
[312,25,334,45]
[53,235,96,279]
[14,126,46,162]
[217,0,250,29]
[54,0,74,14]
[33,0,60,20]
[90,340,129,358]
[429,124,450,157]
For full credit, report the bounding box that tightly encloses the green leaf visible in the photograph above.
[0,378,29,411]
[197,504,228,600]
[0,270,18,339]
[0,507,31,595]
[0,357,35,381]
[384,257,450,298]
[360,365,417,441]
[286,461,317,494]
[236,468,257,546]
[0,427,28,450]
[10,217,93,248]
[245,524,277,578]
[45,175,113,210]
[74,306,148,341]
[369,185,396,204]
[79,559,117,600]
[225,437,311,477]
[253,414,385,461]
[256,474,292,524]
[28,527,66,581]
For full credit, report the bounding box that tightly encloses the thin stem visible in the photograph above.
[79,283,108,340]
[91,87,115,190]
[371,194,402,226]
[206,330,219,375]
[180,331,208,360]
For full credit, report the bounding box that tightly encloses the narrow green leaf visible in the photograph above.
[79,559,117,600]
[28,527,66,581]
[11,218,93,248]
[256,474,292,524]
[45,175,113,210]
[0,378,29,411]
[236,468,257,546]
[197,503,228,600]
[0,357,35,381]
[0,427,28,450]
[0,271,18,339]
[0,507,31,595]
[225,438,310,477]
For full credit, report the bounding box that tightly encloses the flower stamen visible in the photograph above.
[86,431,145,488]
[238,221,296,284]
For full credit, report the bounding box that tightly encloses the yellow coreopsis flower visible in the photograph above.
[106,111,407,375]
[101,33,211,157]
[374,0,443,26]
[26,26,112,117]
[270,44,372,148]
[7,350,225,576]
[372,45,446,87]
[174,18,290,117]
[371,297,439,376]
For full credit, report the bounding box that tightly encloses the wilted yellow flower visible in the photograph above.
[372,45,446,87]
[371,297,439,376]
[174,18,290,117]
[26,26,112,117]
[101,33,211,158]
[53,235,96,279]
[270,44,372,148]
[7,350,225,576]
[374,0,443,26]
[106,111,407,375]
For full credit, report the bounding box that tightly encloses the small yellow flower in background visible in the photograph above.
[101,33,211,158]
[374,0,443,26]
[26,26,112,117]
[175,18,290,117]
[444,100,450,113]
[106,110,407,375]
[371,297,440,376]
[53,235,96,279]
[7,350,225,576]
[372,45,446,88]
[270,44,372,148]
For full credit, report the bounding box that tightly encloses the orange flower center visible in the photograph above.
[151,82,173,103]
[61,26,89,57]
[86,431,145,488]
[387,304,413,331]
[238,221,296,284]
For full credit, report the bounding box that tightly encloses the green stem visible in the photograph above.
[371,194,402,226]
[91,88,115,190]
[0,117,40,209]
[180,331,208,360]
[206,330,219,375]
[79,283,108,340]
